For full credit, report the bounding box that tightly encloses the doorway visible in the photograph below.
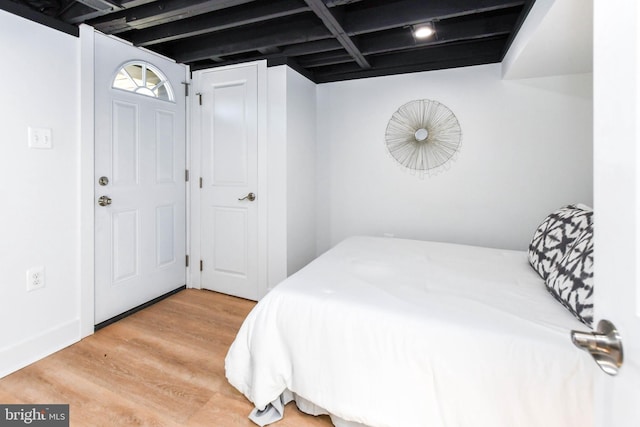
[93,33,187,324]
[190,62,268,301]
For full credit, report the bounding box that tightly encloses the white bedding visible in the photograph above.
[225,236,595,427]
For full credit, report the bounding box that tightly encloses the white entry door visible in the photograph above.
[94,33,187,324]
[196,64,260,300]
[591,1,640,425]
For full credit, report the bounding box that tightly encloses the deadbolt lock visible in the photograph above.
[98,195,112,207]
[98,176,109,186]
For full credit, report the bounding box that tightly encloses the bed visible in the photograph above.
[225,205,596,427]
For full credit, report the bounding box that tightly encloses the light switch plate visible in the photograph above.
[28,127,52,149]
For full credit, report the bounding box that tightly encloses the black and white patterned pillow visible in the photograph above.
[528,204,593,280]
[545,224,594,327]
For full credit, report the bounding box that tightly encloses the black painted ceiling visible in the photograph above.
[5,0,535,83]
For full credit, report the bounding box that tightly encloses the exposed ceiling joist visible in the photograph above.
[128,0,309,46]
[343,0,526,35]
[73,0,121,13]
[6,0,536,83]
[61,0,145,23]
[281,38,343,56]
[357,8,521,56]
[89,0,254,33]
[1,0,79,34]
[324,0,364,6]
[303,0,369,69]
[298,51,353,68]
[172,13,332,63]
[315,37,507,82]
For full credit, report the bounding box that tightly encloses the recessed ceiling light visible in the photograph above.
[413,23,435,39]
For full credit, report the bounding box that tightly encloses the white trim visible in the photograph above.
[189,70,203,289]
[0,319,80,379]
[184,65,192,288]
[79,23,95,338]
[256,60,268,299]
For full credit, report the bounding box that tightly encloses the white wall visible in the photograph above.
[316,64,593,253]
[285,68,317,275]
[0,10,81,377]
[267,66,317,287]
[266,66,288,288]
[502,0,592,79]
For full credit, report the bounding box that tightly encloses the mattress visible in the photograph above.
[225,236,595,427]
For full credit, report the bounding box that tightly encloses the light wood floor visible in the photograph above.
[0,289,333,427]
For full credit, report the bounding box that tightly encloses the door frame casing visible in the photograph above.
[189,61,268,298]
[80,24,95,338]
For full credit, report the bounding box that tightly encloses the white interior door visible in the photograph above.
[94,33,187,324]
[196,64,260,300]
[592,1,640,425]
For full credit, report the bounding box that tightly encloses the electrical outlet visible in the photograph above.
[26,266,45,292]
[27,127,52,149]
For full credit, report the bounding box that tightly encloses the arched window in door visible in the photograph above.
[112,61,175,101]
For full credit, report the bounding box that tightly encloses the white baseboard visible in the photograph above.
[0,319,80,379]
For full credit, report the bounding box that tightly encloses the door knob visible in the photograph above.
[571,319,623,376]
[238,192,256,202]
[98,195,112,207]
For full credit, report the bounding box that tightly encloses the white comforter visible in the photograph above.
[225,236,595,427]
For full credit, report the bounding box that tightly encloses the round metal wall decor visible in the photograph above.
[385,99,462,176]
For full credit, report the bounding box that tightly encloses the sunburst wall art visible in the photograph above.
[385,99,462,177]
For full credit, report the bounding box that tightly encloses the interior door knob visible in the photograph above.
[98,195,112,207]
[571,319,623,376]
[238,192,256,202]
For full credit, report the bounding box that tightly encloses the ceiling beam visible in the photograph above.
[371,36,506,68]
[302,0,370,69]
[74,0,123,13]
[60,0,153,23]
[323,0,365,6]
[0,0,79,36]
[314,37,506,83]
[297,51,352,68]
[258,46,282,54]
[296,9,518,69]
[129,0,309,46]
[172,15,331,63]
[343,0,525,35]
[88,0,255,34]
[266,56,315,81]
[281,38,342,56]
[499,0,535,60]
[63,0,125,23]
[358,9,520,55]
[316,53,499,83]
[66,8,120,23]
[189,38,343,72]
[111,0,158,9]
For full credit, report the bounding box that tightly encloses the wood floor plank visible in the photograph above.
[185,392,258,427]
[0,289,333,427]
